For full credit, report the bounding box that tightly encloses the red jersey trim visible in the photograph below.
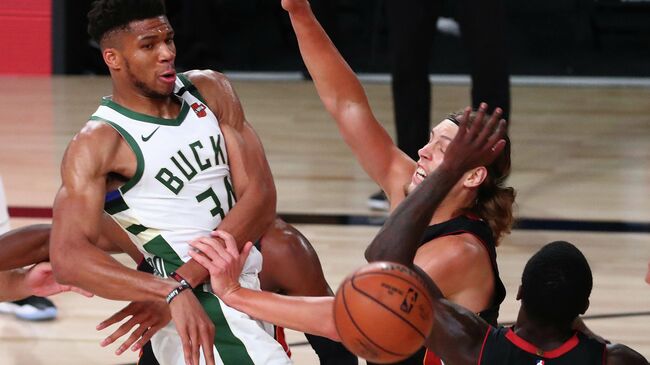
[505,329,580,359]
[423,348,442,365]
[477,326,492,365]
[275,326,292,358]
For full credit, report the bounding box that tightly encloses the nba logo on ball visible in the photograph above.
[400,288,418,313]
[334,262,435,363]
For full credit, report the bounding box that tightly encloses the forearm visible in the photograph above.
[288,4,370,117]
[225,288,338,340]
[0,269,31,301]
[0,224,51,270]
[51,234,175,302]
[365,164,463,264]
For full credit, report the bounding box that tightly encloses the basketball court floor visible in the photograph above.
[0,75,648,364]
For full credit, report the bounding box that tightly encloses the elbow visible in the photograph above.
[260,185,277,228]
[50,251,76,285]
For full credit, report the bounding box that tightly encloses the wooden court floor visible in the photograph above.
[0,76,648,364]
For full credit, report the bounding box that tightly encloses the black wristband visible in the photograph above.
[166,281,191,304]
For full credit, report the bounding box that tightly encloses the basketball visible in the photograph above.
[333,261,435,363]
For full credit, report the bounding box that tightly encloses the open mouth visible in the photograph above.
[416,166,427,180]
[159,70,176,83]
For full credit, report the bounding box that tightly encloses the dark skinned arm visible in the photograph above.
[0,224,51,271]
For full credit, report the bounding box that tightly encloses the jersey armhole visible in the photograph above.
[89,116,145,194]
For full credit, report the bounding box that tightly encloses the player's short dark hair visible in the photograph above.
[521,241,593,324]
[87,0,166,44]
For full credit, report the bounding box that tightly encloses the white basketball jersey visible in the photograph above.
[91,74,253,276]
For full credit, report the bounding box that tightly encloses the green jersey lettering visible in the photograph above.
[190,141,212,171]
[155,168,184,194]
[210,135,227,165]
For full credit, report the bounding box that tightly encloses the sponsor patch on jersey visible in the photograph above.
[191,102,207,118]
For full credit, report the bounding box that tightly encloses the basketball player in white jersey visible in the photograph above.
[49,1,289,364]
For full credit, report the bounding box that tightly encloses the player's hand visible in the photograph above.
[281,0,310,14]
[168,291,216,365]
[441,102,507,174]
[188,230,253,302]
[25,262,94,298]
[97,300,171,355]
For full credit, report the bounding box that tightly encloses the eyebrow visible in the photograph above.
[137,30,174,42]
[430,129,453,143]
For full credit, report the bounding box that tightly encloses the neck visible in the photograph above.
[514,310,575,351]
[111,81,180,119]
[428,189,475,226]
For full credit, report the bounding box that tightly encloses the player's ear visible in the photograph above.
[103,48,122,71]
[463,166,487,188]
[515,285,522,300]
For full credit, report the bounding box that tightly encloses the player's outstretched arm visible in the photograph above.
[282,0,413,194]
[0,217,136,272]
[0,263,91,301]
[189,231,338,340]
[0,224,51,271]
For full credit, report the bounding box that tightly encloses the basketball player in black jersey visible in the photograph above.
[187,107,647,365]
[360,151,649,365]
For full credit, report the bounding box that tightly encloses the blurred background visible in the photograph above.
[3,0,650,76]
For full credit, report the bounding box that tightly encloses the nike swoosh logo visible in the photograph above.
[141,127,160,142]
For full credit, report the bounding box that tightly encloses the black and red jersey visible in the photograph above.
[369,214,506,365]
[479,326,606,365]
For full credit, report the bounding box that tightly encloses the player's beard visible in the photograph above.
[124,58,170,99]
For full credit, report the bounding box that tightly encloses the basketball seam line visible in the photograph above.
[340,279,411,357]
[350,274,430,339]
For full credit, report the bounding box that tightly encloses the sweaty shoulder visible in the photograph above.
[60,121,125,183]
[67,121,123,162]
[606,343,648,365]
[183,69,244,128]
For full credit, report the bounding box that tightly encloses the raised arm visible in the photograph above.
[172,70,277,288]
[365,105,506,365]
[283,0,414,194]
